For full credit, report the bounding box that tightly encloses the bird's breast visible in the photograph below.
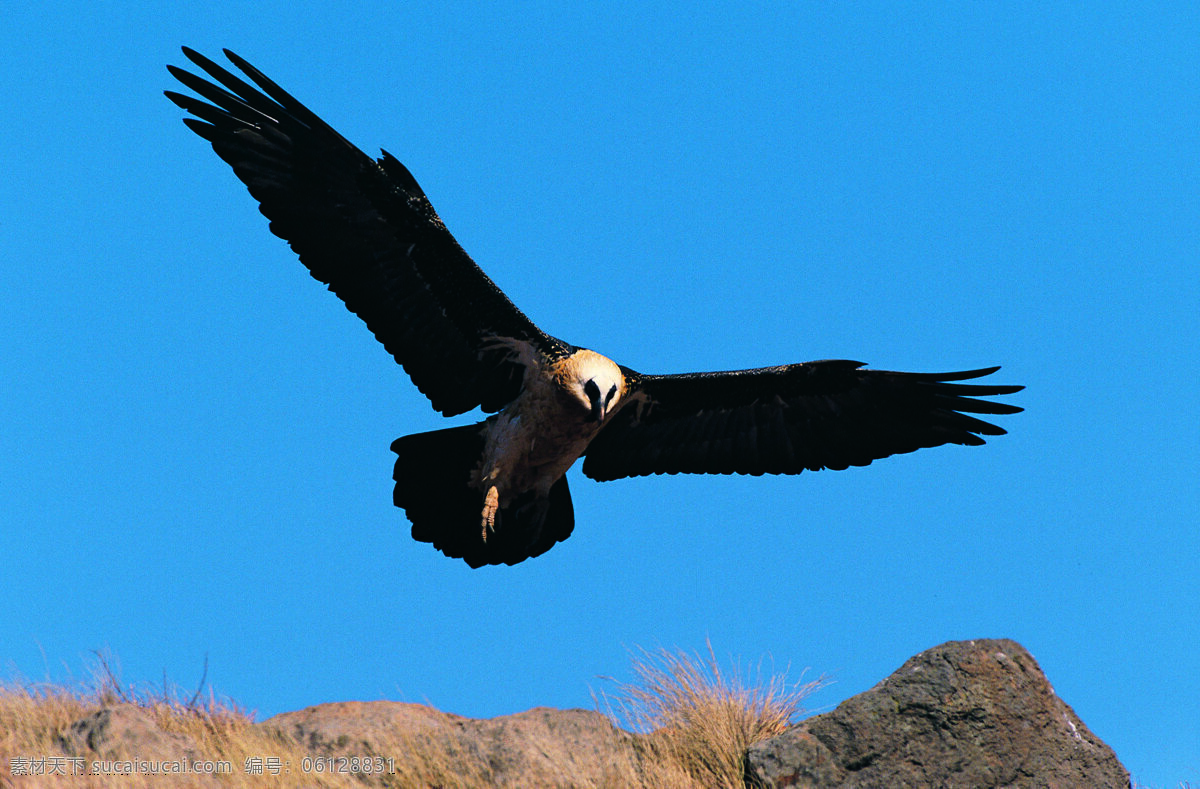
[476,380,604,500]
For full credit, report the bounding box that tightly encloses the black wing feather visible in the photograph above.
[583,362,1023,481]
[166,47,569,416]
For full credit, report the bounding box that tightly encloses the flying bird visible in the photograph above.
[166,48,1023,568]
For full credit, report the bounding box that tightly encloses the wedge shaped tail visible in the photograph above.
[391,425,574,567]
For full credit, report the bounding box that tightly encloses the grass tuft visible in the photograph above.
[599,639,828,789]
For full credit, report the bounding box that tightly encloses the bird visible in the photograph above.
[165,47,1023,568]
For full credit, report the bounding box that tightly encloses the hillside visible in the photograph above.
[1,639,1129,788]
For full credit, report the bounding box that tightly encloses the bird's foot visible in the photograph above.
[481,485,500,541]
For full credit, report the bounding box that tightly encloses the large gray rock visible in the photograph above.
[745,638,1130,789]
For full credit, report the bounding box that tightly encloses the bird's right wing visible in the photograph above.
[165,48,570,416]
[583,361,1023,481]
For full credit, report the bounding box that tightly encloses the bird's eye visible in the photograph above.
[605,385,617,405]
[583,379,601,403]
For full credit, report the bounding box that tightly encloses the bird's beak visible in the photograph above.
[590,399,605,423]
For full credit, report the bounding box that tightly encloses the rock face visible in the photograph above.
[745,638,1130,789]
[258,701,644,786]
[27,638,1130,788]
[55,704,197,762]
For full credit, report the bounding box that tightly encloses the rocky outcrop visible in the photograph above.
[745,638,1130,789]
[55,704,197,762]
[26,639,1129,788]
[258,701,645,786]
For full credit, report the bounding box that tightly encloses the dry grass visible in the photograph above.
[0,651,359,788]
[1,644,824,788]
[600,640,828,789]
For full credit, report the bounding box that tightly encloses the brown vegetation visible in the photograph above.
[1,645,823,788]
[599,642,826,789]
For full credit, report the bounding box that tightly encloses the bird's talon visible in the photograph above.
[481,485,500,541]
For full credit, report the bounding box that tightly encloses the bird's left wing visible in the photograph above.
[582,361,1022,481]
[165,48,569,416]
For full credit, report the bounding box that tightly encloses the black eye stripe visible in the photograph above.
[605,385,617,404]
[583,380,601,400]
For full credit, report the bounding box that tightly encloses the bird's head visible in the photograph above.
[563,349,624,423]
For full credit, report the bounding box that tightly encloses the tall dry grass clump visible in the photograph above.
[600,640,827,789]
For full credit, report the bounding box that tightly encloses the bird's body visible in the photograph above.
[167,48,1024,567]
[389,344,627,566]
[474,348,626,534]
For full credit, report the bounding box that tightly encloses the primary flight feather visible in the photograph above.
[166,48,1023,568]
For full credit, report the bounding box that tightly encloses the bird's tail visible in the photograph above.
[391,424,575,567]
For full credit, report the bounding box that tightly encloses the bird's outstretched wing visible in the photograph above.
[582,361,1023,481]
[165,48,569,416]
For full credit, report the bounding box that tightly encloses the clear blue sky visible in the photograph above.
[3,3,1197,785]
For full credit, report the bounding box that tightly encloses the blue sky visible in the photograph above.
[2,3,1197,785]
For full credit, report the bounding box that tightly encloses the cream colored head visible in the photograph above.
[561,349,624,423]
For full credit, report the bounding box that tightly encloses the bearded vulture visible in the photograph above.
[166,48,1024,568]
